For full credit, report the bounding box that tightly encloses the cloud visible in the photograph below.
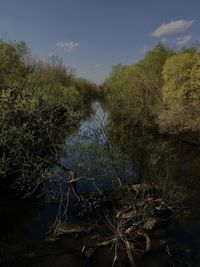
[161,37,167,43]
[95,64,101,68]
[176,35,192,46]
[56,41,79,51]
[151,20,194,37]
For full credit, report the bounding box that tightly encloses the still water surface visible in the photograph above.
[0,102,200,267]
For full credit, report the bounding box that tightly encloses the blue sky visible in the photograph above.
[0,0,199,83]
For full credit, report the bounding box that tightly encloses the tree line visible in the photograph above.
[103,44,200,142]
[0,40,97,196]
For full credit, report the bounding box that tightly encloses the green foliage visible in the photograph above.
[159,52,200,134]
[72,77,98,102]
[162,53,199,102]
[0,41,29,91]
[36,54,74,86]
[104,44,173,130]
[104,43,200,140]
[0,40,96,196]
[103,64,134,122]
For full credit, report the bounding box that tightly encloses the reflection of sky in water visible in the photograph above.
[67,101,108,145]
[57,101,137,193]
[2,103,200,267]
[79,101,108,134]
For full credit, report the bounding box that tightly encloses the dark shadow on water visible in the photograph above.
[0,102,200,267]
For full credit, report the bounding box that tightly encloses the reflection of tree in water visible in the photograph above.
[43,113,197,266]
[1,104,198,266]
[106,119,200,265]
[107,119,200,195]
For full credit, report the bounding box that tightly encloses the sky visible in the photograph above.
[0,0,199,83]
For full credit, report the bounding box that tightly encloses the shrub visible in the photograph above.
[0,40,95,196]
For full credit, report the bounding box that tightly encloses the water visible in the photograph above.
[0,101,200,267]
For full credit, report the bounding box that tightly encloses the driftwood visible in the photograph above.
[68,170,82,202]
[126,183,153,197]
[48,181,178,266]
[52,225,95,237]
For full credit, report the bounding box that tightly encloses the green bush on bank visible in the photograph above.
[0,40,96,196]
[104,44,173,130]
[103,43,200,139]
[159,52,200,134]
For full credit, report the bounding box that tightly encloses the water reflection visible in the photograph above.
[60,101,137,193]
[107,118,200,265]
[0,102,200,266]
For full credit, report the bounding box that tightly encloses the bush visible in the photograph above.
[103,44,173,130]
[0,40,95,196]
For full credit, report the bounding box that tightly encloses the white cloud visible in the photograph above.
[151,20,194,37]
[95,64,101,68]
[56,41,79,51]
[176,35,191,46]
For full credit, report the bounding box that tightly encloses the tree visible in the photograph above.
[159,52,200,134]
[103,44,173,130]
[0,40,96,196]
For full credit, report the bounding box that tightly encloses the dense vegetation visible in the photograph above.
[1,41,199,197]
[103,44,200,142]
[0,40,97,197]
[1,41,199,267]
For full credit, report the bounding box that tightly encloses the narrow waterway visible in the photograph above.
[0,101,200,267]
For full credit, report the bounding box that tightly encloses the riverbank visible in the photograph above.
[0,40,97,198]
[1,101,200,266]
[102,44,200,146]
